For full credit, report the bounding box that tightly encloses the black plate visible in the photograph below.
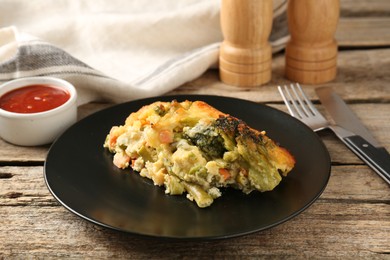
[44,95,331,240]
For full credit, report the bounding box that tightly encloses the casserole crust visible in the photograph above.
[104,100,295,208]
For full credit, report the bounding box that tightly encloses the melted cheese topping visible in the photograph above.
[104,100,295,208]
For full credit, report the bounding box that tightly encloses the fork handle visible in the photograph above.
[343,135,390,185]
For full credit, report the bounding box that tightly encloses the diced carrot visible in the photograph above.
[109,135,118,148]
[107,126,123,148]
[131,159,136,168]
[159,129,173,144]
[219,168,231,180]
[240,167,248,177]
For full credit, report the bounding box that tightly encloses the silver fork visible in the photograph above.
[277,83,329,132]
[278,83,390,185]
[277,83,352,137]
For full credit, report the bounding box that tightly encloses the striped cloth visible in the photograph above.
[0,0,288,105]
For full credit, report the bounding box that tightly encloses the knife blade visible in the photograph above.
[315,87,380,147]
[316,87,390,185]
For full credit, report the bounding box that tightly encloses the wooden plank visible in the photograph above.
[272,1,390,49]
[0,141,47,164]
[0,166,56,206]
[0,202,388,259]
[337,18,390,47]
[171,49,390,103]
[321,165,390,200]
[1,166,389,258]
[341,0,390,17]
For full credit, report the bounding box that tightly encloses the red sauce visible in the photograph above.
[0,84,71,113]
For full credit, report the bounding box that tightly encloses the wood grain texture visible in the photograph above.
[171,49,390,103]
[337,18,390,47]
[340,0,390,17]
[0,166,389,258]
[1,203,389,259]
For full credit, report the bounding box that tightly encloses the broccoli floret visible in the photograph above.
[184,123,226,159]
[189,132,226,158]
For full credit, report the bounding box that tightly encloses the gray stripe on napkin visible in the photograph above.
[270,8,288,42]
[0,44,92,72]
[0,44,111,82]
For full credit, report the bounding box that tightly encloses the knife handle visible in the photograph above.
[344,135,390,185]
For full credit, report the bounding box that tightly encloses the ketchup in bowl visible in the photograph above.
[0,77,77,146]
[0,84,70,113]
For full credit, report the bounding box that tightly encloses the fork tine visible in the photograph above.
[278,85,305,118]
[290,83,312,117]
[294,83,319,116]
[277,85,296,117]
[278,83,329,131]
[285,85,306,118]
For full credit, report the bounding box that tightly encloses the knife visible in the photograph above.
[316,87,390,185]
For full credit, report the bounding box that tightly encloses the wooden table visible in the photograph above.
[1,1,389,258]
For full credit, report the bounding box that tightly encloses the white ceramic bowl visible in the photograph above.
[0,77,77,146]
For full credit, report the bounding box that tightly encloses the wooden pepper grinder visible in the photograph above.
[219,0,273,87]
[285,0,340,84]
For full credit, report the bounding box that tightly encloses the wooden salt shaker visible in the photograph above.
[219,0,273,87]
[285,0,340,84]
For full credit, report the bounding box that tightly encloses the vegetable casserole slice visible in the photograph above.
[104,100,295,208]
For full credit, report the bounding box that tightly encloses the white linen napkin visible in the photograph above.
[0,0,288,105]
